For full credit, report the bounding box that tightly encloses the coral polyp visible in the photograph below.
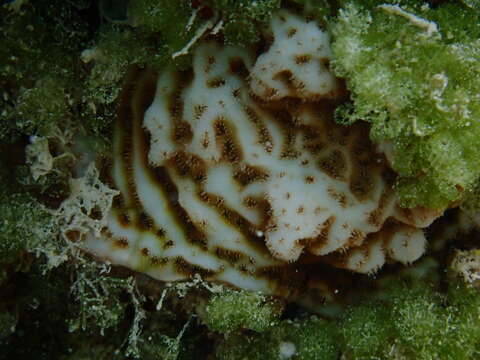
[80,11,442,297]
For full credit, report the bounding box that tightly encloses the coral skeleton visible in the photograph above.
[25,136,54,181]
[58,163,119,240]
[450,249,480,286]
[81,11,442,298]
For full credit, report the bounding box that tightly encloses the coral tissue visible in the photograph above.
[82,11,441,297]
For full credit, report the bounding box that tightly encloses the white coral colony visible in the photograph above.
[250,10,341,100]
[82,10,442,298]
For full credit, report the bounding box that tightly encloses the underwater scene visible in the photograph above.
[1,0,480,358]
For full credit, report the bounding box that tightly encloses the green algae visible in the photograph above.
[203,288,283,333]
[216,316,339,360]
[330,1,480,209]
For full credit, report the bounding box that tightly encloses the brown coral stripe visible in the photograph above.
[174,256,218,278]
[256,264,308,294]
[197,191,273,256]
[137,211,154,231]
[228,57,250,79]
[308,216,336,254]
[326,123,350,146]
[127,67,209,251]
[97,156,115,190]
[345,229,366,248]
[367,189,394,228]
[242,105,274,153]
[112,193,126,211]
[114,238,129,249]
[349,165,375,202]
[354,233,383,271]
[272,69,295,92]
[213,117,243,163]
[379,221,402,259]
[149,256,169,267]
[303,133,326,154]
[167,151,207,183]
[150,166,209,251]
[214,246,246,264]
[117,210,131,226]
[348,126,380,202]
[116,67,141,210]
[169,70,194,146]
[295,54,311,64]
[318,149,348,181]
[327,187,348,208]
[207,77,226,88]
[204,55,216,74]
[233,164,269,187]
[267,108,302,159]
[194,104,207,120]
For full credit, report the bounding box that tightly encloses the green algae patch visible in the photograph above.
[214,279,480,360]
[203,289,283,333]
[216,316,339,360]
[331,1,480,209]
[0,190,55,268]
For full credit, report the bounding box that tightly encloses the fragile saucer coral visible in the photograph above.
[81,11,442,298]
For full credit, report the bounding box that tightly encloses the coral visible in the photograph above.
[141,12,440,266]
[77,11,446,310]
[330,1,480,209]
[250,9,341,101]
[326,222,428,273]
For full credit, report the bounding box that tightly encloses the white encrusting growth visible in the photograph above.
[26,136,53,180]
[450,249,480,285]
[250,10,341,100]
[58,163,119,239]
[385,226,426,264]
[279,341,297,359]
[342,234,385,274]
